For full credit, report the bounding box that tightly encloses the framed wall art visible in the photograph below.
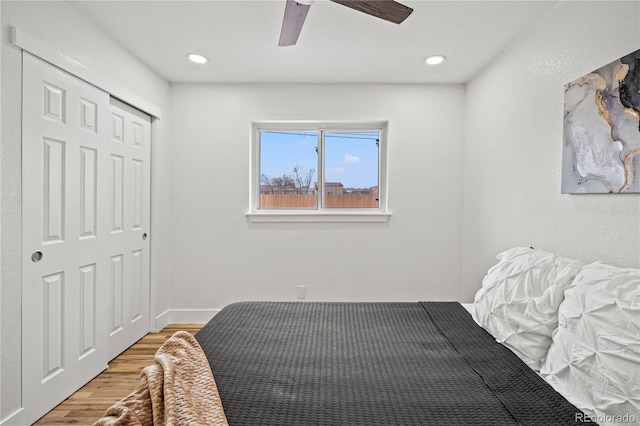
[562,49,640,194]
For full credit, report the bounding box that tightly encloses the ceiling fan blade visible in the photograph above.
[279,0,312,46]
[330,0,413,24]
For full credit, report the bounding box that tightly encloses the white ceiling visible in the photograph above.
[68,0,557,84]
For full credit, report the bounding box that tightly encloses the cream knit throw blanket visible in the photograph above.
[93,331,228,426]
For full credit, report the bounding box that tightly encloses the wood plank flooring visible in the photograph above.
[34,323,204,425]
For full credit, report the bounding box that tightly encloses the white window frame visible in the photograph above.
[247,121,391,223]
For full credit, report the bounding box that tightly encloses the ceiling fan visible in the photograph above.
[279,0,413,46]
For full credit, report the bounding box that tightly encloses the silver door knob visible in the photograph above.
[31,251,43,262]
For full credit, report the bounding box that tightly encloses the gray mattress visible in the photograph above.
[195,301,595,425]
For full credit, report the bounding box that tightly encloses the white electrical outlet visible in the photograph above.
[297,285,307,300]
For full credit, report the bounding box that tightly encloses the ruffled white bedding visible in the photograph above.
[468,248,639,426]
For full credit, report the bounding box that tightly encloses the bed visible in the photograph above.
[193,247,639,426]
[96,247,639,426]
[195,301,594,425]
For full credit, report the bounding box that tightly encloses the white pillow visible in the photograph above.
[540,262,640,425]
[472,247,584,370]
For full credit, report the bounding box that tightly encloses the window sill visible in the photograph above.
[246,210,391,223]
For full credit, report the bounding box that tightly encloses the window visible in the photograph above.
[248,122,389,222]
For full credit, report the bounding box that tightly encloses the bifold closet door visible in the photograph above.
[22,52,111,421]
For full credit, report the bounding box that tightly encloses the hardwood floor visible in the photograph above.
[33,323,204,425]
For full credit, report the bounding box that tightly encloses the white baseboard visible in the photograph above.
[1,407,25,426]
[154,309,220,329]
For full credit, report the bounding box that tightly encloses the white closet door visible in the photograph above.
[22,53,110,423]
[106,98,151,360]
[21,54,152,425]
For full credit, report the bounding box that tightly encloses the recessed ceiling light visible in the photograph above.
[424,55,446,66]
[186,53,208,64]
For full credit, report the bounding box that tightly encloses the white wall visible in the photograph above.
[462,1,640,301]
[168,83,465,317]
[4,0,639,421]
[0,1,171,421]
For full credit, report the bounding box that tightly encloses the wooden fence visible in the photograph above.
[260,193,378,208]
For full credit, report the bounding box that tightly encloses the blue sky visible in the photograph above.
[260,131,379,189]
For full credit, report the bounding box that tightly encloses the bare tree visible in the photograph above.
[268,174,294,193]
[262,166,313,194]
[292,164,316,194]
[260,173,274,193]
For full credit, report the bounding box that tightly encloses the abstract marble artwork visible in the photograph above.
[562,49,640,193]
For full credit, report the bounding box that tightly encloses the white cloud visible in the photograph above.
[328,167,346,174]
[344,154,360,164]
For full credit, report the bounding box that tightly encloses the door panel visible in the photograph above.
[106,98,151,360]
[79,146,98,238]
[22,53,110,424]
[79,263,98,358]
